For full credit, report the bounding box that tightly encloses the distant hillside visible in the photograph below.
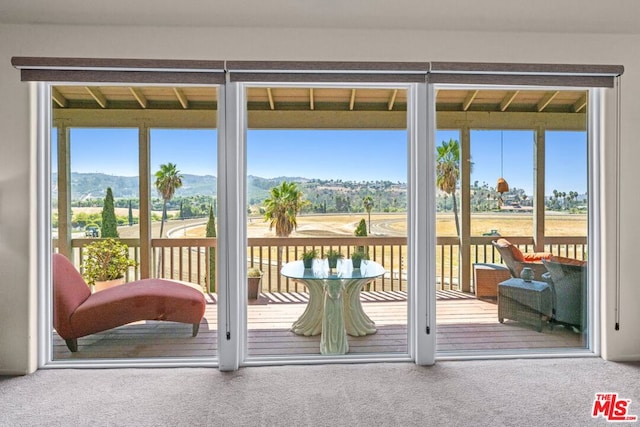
[54,172,408,213]
[53,173,217,200]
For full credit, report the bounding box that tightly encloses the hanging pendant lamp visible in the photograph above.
[496,131,509,206]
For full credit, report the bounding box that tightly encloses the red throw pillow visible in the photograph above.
[522,252,553,262]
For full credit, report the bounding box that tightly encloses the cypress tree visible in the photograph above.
[354,218,368,254]
[128,200,134,226]
[206,205,217,293]
[101,187,119,238]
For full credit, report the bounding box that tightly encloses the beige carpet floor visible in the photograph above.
[1,358,639,426]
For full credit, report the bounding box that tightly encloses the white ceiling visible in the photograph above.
[1,0,639,34]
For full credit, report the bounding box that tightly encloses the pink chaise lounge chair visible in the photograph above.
[53,253,206,352]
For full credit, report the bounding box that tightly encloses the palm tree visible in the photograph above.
[263,181,306,238]
[263,181,307,282]
[436,138,461,237]
[363,195,374,233]
[154,162,183,238]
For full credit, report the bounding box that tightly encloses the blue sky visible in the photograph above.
[53,127,587,196]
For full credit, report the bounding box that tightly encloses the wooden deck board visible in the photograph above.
[52,292,583,360]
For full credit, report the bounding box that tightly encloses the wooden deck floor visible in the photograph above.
[53,291,583,360]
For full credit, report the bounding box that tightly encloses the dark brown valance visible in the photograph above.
[12,57,624,88]
[11,57,226,84]
[429,62,624,88]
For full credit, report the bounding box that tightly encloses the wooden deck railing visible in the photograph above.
[59,235,587,293]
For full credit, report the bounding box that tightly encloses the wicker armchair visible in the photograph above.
[491,238,551,281]
[542,258,588,330]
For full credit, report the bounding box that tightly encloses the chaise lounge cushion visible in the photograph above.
[53,253,206,346]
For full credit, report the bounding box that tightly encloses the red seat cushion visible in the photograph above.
[69,279,206,339]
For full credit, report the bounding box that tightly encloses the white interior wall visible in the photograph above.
[1,23,639,374]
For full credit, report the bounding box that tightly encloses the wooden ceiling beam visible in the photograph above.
[573,93,588,113]
[537,91,559,112]
[129,87,148,109]
[310,88,315,111]
[85,86,107,108]
[51,87,67,108]
[173,88,189,109]
[388,89,398,111]
[267,88,275,110]
[349,89,356,111]
[462,90,479,111]
[500,90,519,111]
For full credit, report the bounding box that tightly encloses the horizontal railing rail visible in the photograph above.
[57,235,587,294]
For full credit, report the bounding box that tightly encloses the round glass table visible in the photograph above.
[280,259,385,355]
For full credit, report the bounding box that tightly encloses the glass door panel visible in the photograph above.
[50,84,218,361]
[244,85,409,358]
[435,88,590,354]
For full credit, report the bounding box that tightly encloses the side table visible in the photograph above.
[473,263,511,298]
[498,278,552,332]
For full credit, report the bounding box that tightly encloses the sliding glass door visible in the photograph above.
[241,84,411,360]
[434,87,591,355]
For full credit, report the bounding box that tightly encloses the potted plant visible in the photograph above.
[324,249,344,270]
[351,249,369,269]
[301,249,318,269]
[81,238,137,292]
[247,267,263,299]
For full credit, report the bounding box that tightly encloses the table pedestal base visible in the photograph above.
[290,277,377,355]
[320,281,348,355]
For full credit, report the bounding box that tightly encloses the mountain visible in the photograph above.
[52,172,217,200]
[55,172,408,213]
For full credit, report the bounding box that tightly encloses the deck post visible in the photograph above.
[460,126,472,292]
[138,123,152,279]
[534,125,546,252]
[56,124,72,258]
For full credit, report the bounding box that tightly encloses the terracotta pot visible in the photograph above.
[93,277,125,292]
[248,276,262,299]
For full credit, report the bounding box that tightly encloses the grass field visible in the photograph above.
[180,212,587,238]
[66,207,586,240]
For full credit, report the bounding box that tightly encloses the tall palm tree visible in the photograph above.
[263,181,307,284]
[436,138,461,237]
[263,181,306,238]
[154,162,183,238]
[363,195,374,234]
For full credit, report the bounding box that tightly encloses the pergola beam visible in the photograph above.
[173,88,189,109]
[309,88,315,111]
[53,108,586,131]
[573,94,588,113]
[537,91,559,112]
[388,89,398,111]
[267,88,275,110]
[85,86,108,108]
[500,90,519,111]
[462,90,478,111]
[51,87,68,108]
[130,87,148,109]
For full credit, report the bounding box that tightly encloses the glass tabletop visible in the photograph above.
[281,259,385,280]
